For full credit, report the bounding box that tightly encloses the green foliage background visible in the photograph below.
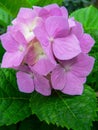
[0,0,98,130]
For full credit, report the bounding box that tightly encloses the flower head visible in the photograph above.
[51,53,94,95]
[16,69,51,96]
[0,4,95,96]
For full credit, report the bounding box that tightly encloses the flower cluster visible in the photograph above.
[0,4,95,96]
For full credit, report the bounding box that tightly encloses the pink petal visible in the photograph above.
[0,32,19,52]
[33,6,42,14]
[34,24,49,46]
[71,21,84,39]
[51,65,66,90]
[12,8,36,24]
[53,34,81,60]
[45,4,63,16]
[4,25,27,46]
[39,8,49,19]
[62,72,84,95]
[45,4,59,11]
[11,30,27,46]
[32,56,55,76]
[11,22,35,43]
[45,16,69,38]
[16,71,34,93]
[78,77,86,83]
[49,7,62,16]
[34,73,51,96]
[17,8,35,19]
[68,17,76,28]
[15,64,31,73]
[34,28,56,64]
[1,51,24,68]
[80,33,95,53]
[71,53,95,77]
[60,6,68,18]
[42,43,56,64]
[23,46,35,66]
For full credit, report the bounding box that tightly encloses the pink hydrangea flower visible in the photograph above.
[1,30,27,68]
[51,53,95,95]
[1,29,55,75]
[0,4,95,96]
[33,4,68,20]
[24,40,56,75]
[69,19,95,53]
[12,8,42,42]
[16,70,51,96]
[34,16,81,62]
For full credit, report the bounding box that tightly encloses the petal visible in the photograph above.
[34,23,49,46]
[71,53,95,77]
[53,34,81,60]
[45,16,69,38]
[7,25,28,45]
[1,51,24,68]
[34,26,56,64]
[62,72,84,95]
[8,25,30,44]
[16,71,34,93]
[34,73,51,96]
[15,64,31,73]
[39,8,49,19]
[60,6,68,18]
[71,21,84,39]
[11,30,27,46]
[33,6,42,14]
[32,56,56,75]
[49,7,62,16]
[80,33,95,53]
[45,4,59,10]
[68,17,76,28]
[23,46,35,66]
[12,8,36,24]
[44,4,64,17]
[42,43,56,64]
[17,8,35,19]
[0,32,19,52]
[51,65,66,90]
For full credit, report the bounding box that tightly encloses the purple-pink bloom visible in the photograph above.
[16,70,51,96]
[51,53,94,95]
[34,16,81,62]
[1,27,55,75]
[1,30,27,68]
[70,20,95,53]
[12,8,42,42]
[33,4,68,20]
[23,40,56,75]
[0,4,95,96]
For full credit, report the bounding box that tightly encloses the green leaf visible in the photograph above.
[30,86,97,130]
[0,68,31,126]
[29,0,63,6]
[70,6,98,31]
[0,7,13,26]
[0,0,32,17]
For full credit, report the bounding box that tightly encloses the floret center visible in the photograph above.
[49,37,54,43]
[19,45,24,52]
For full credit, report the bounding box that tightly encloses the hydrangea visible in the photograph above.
[0,4,95,96]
